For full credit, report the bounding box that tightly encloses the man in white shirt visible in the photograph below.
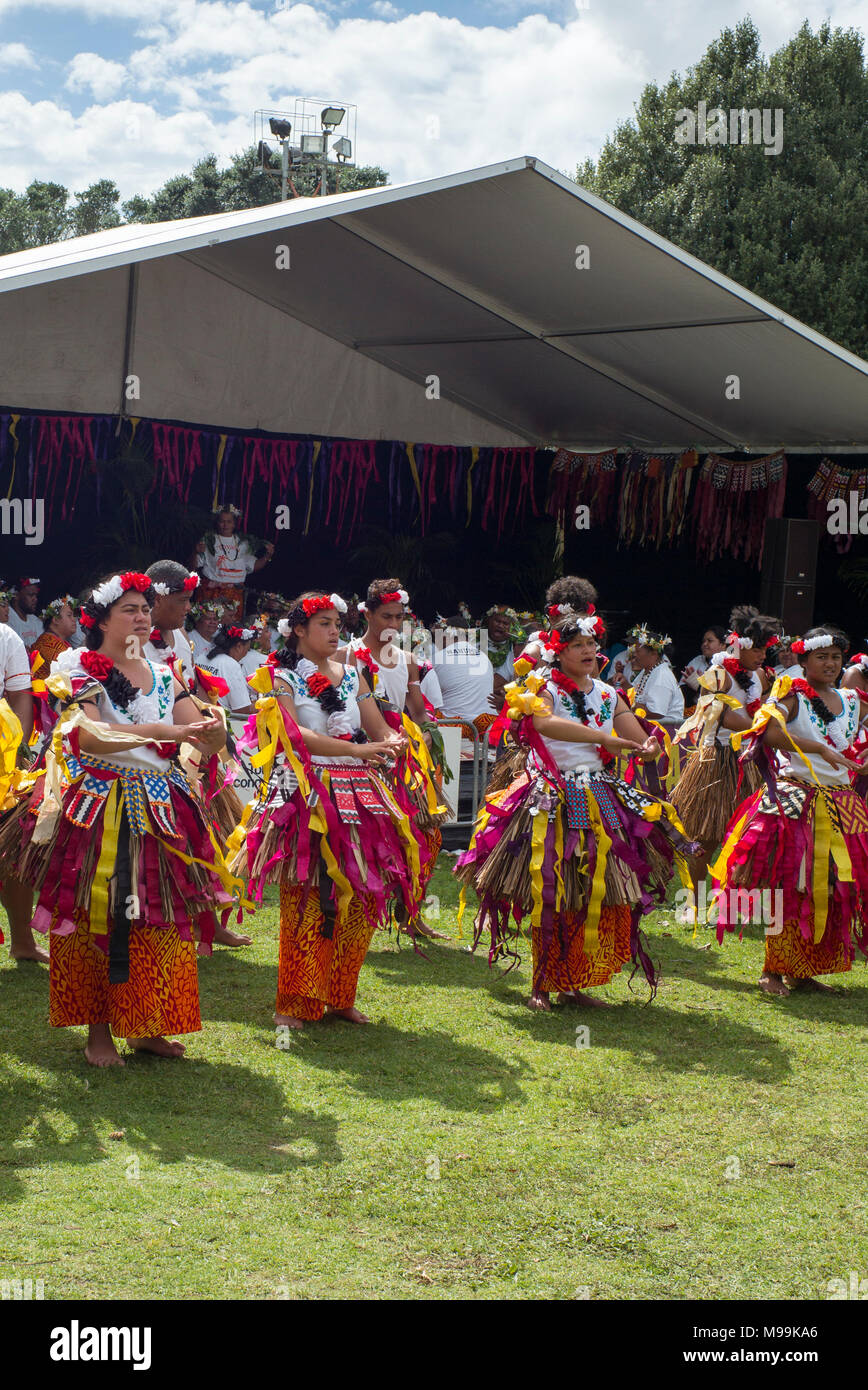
[432,619,494,723]
[0,622,44,962]
[143,561,199,686]
[6,577,43,650]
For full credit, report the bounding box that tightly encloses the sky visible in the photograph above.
[0,0,866,203]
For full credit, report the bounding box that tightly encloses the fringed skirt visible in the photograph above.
[0,760,242,957]
[230,755,429,926]
[671,741,762,849]
[712,778,868,975]
[455,765,698,995]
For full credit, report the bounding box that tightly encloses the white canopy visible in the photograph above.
[1,155,866,451]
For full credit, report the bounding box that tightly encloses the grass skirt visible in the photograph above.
[712,778,868,972]
[0,764,239,954]
[230,754,429,925]
[455,765,697,994]
[671,742,762,849]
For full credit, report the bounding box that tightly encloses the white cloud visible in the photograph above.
[0,41,38,69]
[0,0,864,203]
[66,52,127,100]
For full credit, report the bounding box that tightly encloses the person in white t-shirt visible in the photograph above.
[6,577,43,650]
[432,619,494,727]
[240,618,271,679]
[625,623,684,729]
[773,638,805,682]
[679,625,727,695]
[0,621,43,962]
[196,623,255,716]
[187,601,226,664]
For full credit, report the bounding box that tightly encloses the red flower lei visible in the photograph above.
[79,651,114,681]
[306,671,332,697]
[354,645,379,674]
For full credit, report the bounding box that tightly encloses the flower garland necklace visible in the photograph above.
[551,670,613,727]
[790,678,853,750]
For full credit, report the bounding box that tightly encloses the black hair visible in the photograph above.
[81,573,156,710]
[366,578,406,613]
[702,624,727,643]
[727,604,782,693]
[545,575,598,613]
[798,626,849,724]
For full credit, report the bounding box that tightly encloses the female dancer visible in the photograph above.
[340,579,450,940]
[672,605,781,892]
[713,627,868,995]
[0,571,247,1065]
[455,612,697,1010]
[230,591,429,1028]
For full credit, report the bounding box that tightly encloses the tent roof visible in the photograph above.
[1,154,866,450]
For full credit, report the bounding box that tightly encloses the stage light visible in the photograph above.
[321,106,345,130]
[269,117,292,139]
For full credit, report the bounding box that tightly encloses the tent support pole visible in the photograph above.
[115,263,139,436]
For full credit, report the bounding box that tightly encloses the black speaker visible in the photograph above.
[762,518,819,585]
[760,580,815,634]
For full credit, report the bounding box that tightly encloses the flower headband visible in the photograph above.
[279,594,348,633]
[224,625,256,641]
[80,572,153,626]
[152,574,200,596]
[627,623,670,652]
[191,600,226,620]
[16,576,40,590]
[358,588,409,614]
[215,503,241,518]
[547,602,596,619]
[41,594,76,623]
[791,634,835,655]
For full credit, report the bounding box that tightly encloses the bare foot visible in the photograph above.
[783,975,836,994]
[406,919,450,941]
[558,990,612,1009]
[10,943,50,964]
[759,972,790,996]
[126,1036,186,1058]
[274,1011,304,1030]
[213,924,253,947]
[325,1005,370,1023]
[84,1025,125,1068]
[527,991,551,1011]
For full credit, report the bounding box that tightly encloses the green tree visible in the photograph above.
[576,19,868,358]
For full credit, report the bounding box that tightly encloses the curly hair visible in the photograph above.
[727,604,782,692]
[365,578,406,612]
[545,575,598,613]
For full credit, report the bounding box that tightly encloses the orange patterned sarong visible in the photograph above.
[277,884,378,1021]
[49,916,201,1036]
[764,918,852,979]
[531,904,632,993]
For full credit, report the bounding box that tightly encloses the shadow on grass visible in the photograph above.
[0,970,341,1206]
[489,994,790,1081]
[268,1019,528,1114]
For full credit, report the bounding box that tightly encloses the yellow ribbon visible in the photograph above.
[0,699,32,811]
[407,443,423,505]
[89,781,122,932]
[401,713,447,817]
[584,792,612,956]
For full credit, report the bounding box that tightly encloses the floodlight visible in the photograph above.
[269,118,292,139]
[333,136,352,160]
[321,106,345,130]
[300,133,326,156]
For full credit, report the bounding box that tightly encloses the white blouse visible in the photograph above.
[275,663,364,765]
[630,662,684,724]
[70,657,176,772]
[539,677,618,774]
[776,688,860,788]
[716,667,763,748]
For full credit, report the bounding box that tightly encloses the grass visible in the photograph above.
[1,860,867,1301]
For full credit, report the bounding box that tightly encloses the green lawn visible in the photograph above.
[2,861,867,1301]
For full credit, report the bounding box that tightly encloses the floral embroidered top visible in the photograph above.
[537,677,616,774]
[274,661,364,765]
[67,657,176,773]
[775,686,860,788]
